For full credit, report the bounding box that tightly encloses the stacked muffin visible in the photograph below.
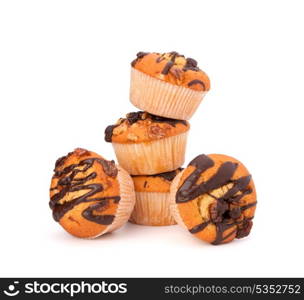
[105,51,210,226]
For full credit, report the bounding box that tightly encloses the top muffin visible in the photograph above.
[131,51,210,92]
[105,111,189,144]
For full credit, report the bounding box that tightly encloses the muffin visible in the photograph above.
[49,148,135,238]
[105,111,189,175]
[170,154,257,245]
[130,51,210,120]
[130,168,182,226]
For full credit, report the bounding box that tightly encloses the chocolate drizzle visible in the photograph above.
[82,202,116,225]
[161,61,174,75]
[161,51,183,75]
[177,154,256,245]
[133,168,183,182]
[188,79,206,90]
[240,202,257,211]
[126,111,143,125]
[189,221,211,234]
[54,151,73,169]
[50,154,120,224]
[105,125,118,142]
[212,221,237,245]
[153,168,183,181]
[131,51,149,67]
[104,111,188,142]
[99,159,118,177]
[183,57,200,71]
[156,54,165,63]
[160,52,200,74]
[148,113,188,127]
[176,154,214,203]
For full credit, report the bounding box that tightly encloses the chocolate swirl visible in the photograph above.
[50,154,120,224]
[176,154,256,245]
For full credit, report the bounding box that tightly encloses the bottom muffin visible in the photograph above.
[49,148,135,238]
[130,169,182,226]
[170,154,257,245]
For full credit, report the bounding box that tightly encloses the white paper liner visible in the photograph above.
[130,191,176,226]
[169,171,188,229]
[130,68,207,120]
[93,166,135,237]
[112,132,188,175]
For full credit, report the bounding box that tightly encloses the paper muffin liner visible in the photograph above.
[95,166,135,237]
[169,171,188,229]
[112,132,188,175]
[130,68,207,120]
[130,191,176,226]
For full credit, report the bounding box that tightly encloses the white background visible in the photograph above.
[0,0,303,277]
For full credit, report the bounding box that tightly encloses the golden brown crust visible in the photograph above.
[131,52,210,92]
[49,148,121,238]
[132,169,182,193]
[172,154,257,245]
[105,111,189,144]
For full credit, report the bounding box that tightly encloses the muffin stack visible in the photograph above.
[105,51,210,226]
[50,51,257,244]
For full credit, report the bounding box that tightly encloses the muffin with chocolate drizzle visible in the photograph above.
[170,154,257,245]
[130,168,182,226]
[49,148,135,238]
[130,51,210,120]
[105,111,189,175]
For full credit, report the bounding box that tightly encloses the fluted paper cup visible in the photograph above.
[96,166,136,236]
[169,171,188,229]
[130,68,207,120]
[112,132,188,175]
[130,191,176,226]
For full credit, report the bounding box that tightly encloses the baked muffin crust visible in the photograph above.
[105,111,189,144]
[131,51,210,91]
